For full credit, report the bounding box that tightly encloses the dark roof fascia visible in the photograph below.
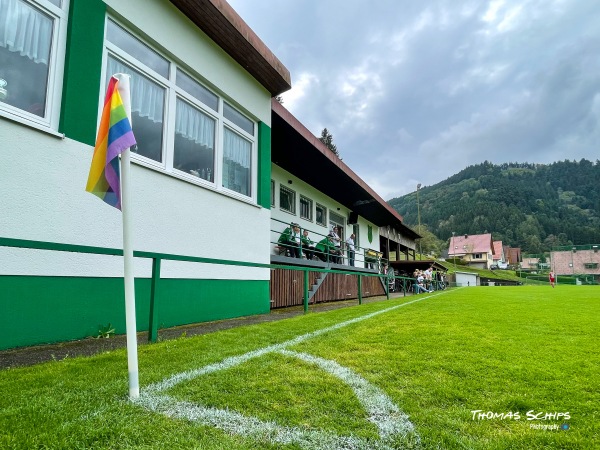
[169,0,291,96]
[271,100,419,239]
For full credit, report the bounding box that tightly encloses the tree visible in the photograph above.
[319,128,340,157]
[415,225,444,257]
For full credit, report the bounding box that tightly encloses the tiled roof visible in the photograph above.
[449,233,494,255]
[492,241,503,261]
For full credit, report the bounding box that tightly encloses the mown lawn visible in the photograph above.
[1,286,598,449]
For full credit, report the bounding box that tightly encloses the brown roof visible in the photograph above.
[492,240,503,261]
[169,0,291,96]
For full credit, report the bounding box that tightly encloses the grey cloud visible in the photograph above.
[229,0,600,198]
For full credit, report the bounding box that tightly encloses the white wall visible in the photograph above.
[270,164,380,268]
[455,272,478,287]
[104,0,271,126]
[0,0,279,280]
[0,120,269,280]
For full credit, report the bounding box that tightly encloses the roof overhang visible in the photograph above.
[272,100,419,240]
[169,0,291,96]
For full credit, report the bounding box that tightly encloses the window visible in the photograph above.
[584,263,598,269]
[316,203,327,226]
[104,19,257,199]
[0,0,68,129]
[270,180,275,207]
[300,195,313,221]
[353,224,360,250]
[279,185,295,214]
[473,253,482,259]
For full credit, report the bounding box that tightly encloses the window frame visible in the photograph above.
[316,203,327,227]
[0,0,69,132]
[299,195,313,221]
[279,185,296,215]
[101,17,258,203]
[270,179,275,207]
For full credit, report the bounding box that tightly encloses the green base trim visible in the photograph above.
[0,276,269,350]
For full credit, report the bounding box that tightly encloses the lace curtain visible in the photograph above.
[175,98,214,148]
[223,127,251,168]
[107,57,164,124]
[0,0,52,64]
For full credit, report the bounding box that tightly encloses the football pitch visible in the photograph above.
[0,286,598,449]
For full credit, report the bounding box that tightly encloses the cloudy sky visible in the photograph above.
[228,0,600,200]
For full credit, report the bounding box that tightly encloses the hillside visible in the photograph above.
[388,159,600,253]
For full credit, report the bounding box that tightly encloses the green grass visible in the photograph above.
[1,286,598,449]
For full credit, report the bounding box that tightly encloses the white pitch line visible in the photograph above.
[135,291,446,449]
[143,292,439,394]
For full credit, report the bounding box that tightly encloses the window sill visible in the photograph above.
[131,156,260,209]
[280,209,297,217]
[0,111,64,139]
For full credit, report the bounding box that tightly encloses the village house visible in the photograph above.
[448,233,495,270]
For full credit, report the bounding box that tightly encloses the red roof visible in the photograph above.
[492,241,503,261]
[449,233,494,256]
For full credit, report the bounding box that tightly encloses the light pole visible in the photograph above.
[417,183,422,260]
[452,231,456,269]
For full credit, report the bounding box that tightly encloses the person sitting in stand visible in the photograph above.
[278,223,302,258]
[415,272,433,294]
[301,230,315,260]
[315,235,341,263]
[329,226,342,261]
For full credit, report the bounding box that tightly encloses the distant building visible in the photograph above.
[504,246,522,266]
[492,240,507,268]
[550,245,600,281]
[448,233,495,270]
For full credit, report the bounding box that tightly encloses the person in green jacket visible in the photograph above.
[315,234,341,263]
[301,229,315,260]
[278,223,302,258]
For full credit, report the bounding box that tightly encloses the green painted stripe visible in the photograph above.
[257,122,271,209]
[60,0,106,144]
[0,276,269,350]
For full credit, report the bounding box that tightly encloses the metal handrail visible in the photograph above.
[270,217,387,269]
[1,236,392,343]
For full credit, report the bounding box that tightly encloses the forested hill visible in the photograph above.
[388,159,600,253]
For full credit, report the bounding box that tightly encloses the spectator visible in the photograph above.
[301,230,315,260]
[329,226,342,259]
[346,233,356,266]
[315,235,341,263]
[278,223,302,258]
[415,271,432,294]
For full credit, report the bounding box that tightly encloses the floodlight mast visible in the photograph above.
[417,184,422,260]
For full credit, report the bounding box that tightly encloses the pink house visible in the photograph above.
[449,234,495,270]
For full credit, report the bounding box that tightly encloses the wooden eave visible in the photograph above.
[169,0,291,96]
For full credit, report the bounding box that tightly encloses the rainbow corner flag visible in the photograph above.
[86,75,136,210]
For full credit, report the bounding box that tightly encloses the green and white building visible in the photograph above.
[0,0,290,350]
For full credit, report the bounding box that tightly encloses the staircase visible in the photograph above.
[308,272,328,302]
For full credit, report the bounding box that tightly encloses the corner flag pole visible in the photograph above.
[115,73,140,399]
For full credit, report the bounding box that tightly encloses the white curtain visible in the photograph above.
[107,57,164,124]
[175,98,214,148]
[0,0,52,64]
[223,128,251,168]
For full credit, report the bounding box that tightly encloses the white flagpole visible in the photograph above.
[115,73,139,399]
